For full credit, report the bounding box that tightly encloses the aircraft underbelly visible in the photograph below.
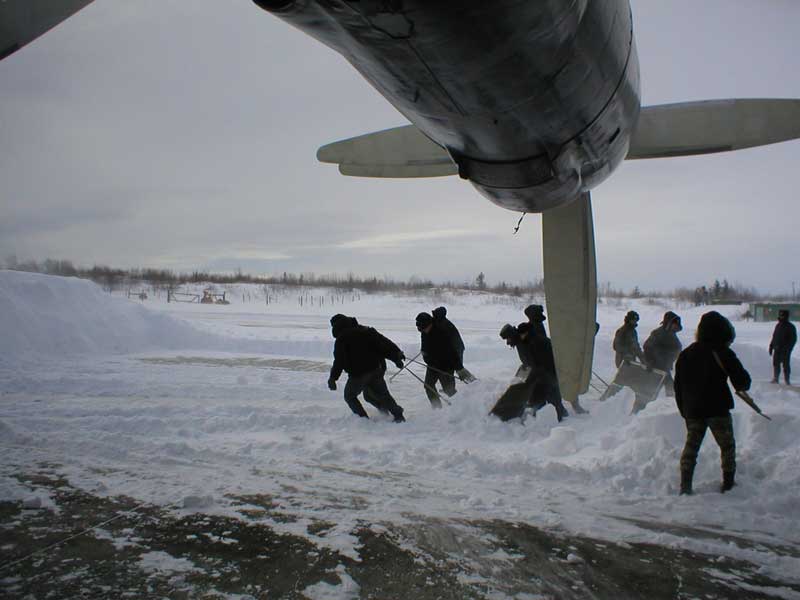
[261,0,640,210]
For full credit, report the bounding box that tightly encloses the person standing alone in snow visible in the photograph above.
[674,311,751,495]
[327,314,406,422]
[769,309,796,385]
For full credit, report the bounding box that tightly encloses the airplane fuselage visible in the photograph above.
[256,0,641,212]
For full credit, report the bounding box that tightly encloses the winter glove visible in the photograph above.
[394,358,405,369]
[457,368,476,383]
[327,378,337,391]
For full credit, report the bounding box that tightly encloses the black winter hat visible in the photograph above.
[517,322,532,335]
[416,312,433,330]
[697,311,736,348]
[432,306,447,320]
[330,314,358,338]
[499,323,516,339]
[624,310,640,323]
[524,304,546,322]
[662,311,683,331]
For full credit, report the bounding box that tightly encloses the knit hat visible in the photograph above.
[499,323,516,339]
[524,304,546,322]
[416,312,433,330]
[662,311,683,331]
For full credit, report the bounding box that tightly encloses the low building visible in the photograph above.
[750,303,800,323]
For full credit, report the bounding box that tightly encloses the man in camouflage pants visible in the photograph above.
[674,311,751,494]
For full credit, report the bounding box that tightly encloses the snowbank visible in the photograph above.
[0,270,211,360]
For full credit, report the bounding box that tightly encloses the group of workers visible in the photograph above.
[326,304,567,424]
[326,304,796,495]
[326,307,475,423]
[599,309,684,413]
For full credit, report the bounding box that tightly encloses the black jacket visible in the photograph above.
[770,320,797,355]
[422,321,464,371]
[431,307,465,363]
[613,323,645,367]
[643,327,682,372]
[330,320,404,381]
[515,332,558,385]
[674,343,751,419]
[420,320,464,371]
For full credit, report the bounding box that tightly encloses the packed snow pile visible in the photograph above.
[0,270,212,360]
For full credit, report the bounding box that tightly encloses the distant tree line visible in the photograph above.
[1,256,545,296]
[1,255,787,301]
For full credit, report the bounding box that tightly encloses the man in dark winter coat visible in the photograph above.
[643,311,683,398]
[494,322,569,421]
[674,311,751,495]
[598,311,647,402]
[416,310,472,408]
[769,309,797,385]
[524,304,589,414]
[524,304,547,338]
[432,306,466,364]
[328,314,406,422]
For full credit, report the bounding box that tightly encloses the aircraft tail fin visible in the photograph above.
[627,99,800,160]
[317,125,457,178]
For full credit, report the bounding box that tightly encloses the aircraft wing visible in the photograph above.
[1,0,95,60]
[317,125,458,178]
[628,99,800,159]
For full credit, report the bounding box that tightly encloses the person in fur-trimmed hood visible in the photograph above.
[674,311,751,495]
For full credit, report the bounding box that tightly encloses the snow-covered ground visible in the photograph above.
[1,271,799,589]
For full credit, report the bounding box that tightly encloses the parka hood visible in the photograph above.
[330,314,358,338]
[696,311,735,348]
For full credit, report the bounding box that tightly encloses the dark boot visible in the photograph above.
[679,469,693,495]
[721,471,735,493]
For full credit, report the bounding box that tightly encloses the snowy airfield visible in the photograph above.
[1,270,800,598]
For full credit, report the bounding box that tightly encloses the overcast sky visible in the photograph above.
[1,0,799,292]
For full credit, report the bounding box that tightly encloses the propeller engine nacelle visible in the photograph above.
[254,0,641,214]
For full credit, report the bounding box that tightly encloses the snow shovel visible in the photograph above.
[400,365,451,406]
[711,351,772,421]
[735,390,772,421]
[489,380,534,422]
[408,358,478,383]
[389,351,421,382]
